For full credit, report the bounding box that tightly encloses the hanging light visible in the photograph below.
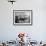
[8,0,16,4]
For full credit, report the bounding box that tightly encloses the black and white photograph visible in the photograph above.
[13,10,32,25]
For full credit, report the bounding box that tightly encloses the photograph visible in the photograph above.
[13,10,32,25]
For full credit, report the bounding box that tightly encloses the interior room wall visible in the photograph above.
[0,0,46,42]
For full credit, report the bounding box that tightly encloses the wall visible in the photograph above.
[0,0,46,42]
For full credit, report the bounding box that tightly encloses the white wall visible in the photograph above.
[0,0,46,42]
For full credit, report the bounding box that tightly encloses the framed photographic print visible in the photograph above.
[13,10,32,25]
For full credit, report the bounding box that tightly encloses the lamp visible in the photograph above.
[8,0,16,4]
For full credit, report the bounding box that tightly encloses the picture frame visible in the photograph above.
[13,10,33,26]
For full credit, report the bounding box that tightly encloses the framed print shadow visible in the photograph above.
[13,10,32,26]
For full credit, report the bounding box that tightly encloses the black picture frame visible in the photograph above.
[13,10,33,26]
